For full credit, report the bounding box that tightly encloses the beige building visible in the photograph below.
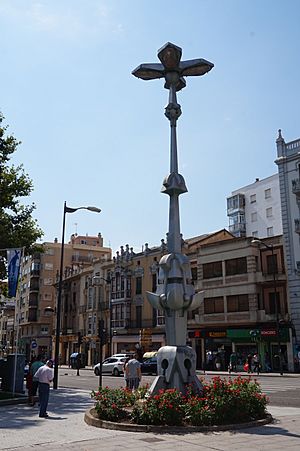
[188,235,291,371]
[15,234,111,360]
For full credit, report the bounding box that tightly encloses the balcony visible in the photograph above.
[111,319,129,329]
[29,282,39,292]
[127,319,154,329]
[30,269,40,277]
[28,311,37,322]
[228,223,246,237]
[111,290,132,302]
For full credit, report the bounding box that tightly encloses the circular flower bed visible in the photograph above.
[91,376,269,427]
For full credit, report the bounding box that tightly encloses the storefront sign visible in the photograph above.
[261,330,276,336]
[208,332,226,338]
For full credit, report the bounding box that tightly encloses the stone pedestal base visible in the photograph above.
[148,345,203,396]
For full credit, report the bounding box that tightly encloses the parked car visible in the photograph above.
[93,356,126,376]
[141,357,157,375]
[112,353,134,359]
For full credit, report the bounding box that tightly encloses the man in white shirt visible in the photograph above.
[34,360,54,418]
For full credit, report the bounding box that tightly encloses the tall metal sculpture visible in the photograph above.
[132,43,214,394]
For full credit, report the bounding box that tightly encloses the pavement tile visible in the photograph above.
[1,388,300,450]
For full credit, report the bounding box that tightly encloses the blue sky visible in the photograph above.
[1,0,300,253]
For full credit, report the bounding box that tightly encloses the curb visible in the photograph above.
[0,397,28,406]
[84,408,273,433]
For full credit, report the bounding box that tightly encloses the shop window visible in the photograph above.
[225,257,247,276]
[204,297,224,314]
[203,261,222,279]
[227,294,249,312]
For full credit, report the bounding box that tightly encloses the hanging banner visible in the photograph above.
[7,248,22,297]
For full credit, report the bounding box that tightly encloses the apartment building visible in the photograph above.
[276,130,300,364]
[188,235,292,371]
[57,258,112,366]
[15,233,111,360]
[109,230,233,356]
[227,174,282,239]
[0,299,15,357]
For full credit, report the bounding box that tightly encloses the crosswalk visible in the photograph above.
[203,373,300,395]
[258,378,300,394]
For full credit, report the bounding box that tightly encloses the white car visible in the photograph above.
[93,356,126,376]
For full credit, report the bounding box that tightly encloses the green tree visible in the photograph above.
[0,112,43,280]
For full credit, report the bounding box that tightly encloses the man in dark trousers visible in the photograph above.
[125,353,141,390]
[34,360,54,418]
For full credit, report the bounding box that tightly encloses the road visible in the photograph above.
[57,367,300,408]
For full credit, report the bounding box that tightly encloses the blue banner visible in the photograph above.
[7,248,22,297]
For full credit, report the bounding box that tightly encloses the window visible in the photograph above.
[43,278,53,285]
[227,294,249,312]
[267,227,274,237]
[268,292,281,314]
[266,207,272,218]
[152,274,157,292]
[251,212,257,222]
[136,306,142,328]
[136,276,142,295]
[204,297,224,314]
[45,248,54,256]
[252,231,258,237]
[225,257,247,275]
[250,194,256,203]
[266,254,278,274]
[203,261,222,279]
[87,287,93,309]
[265,188,271,199]
[191,267,198,282]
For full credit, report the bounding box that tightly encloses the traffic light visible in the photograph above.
[77,332,83,346]
[98,319,108,344]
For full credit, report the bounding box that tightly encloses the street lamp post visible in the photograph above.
[252,239,283,375]
[132,43,212,394]
[53,201,101,390]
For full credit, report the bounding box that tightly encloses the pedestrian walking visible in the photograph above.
[123,356,130,389]
[228,351,237,373]
[247,353,253,373]
[264,351,272,372]
[125,353,141,391]
[253,353,260,374]
[34,359,54,418]
[30,354,44,406]
[26,357,35,406]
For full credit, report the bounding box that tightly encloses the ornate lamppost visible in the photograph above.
[132,43,213,394]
